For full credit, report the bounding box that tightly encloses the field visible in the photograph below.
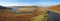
[0,5,60,21]
[0,7,48,21]
[0,9,39,21]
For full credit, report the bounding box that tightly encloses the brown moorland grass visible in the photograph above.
[0,7,48,21]
[49,4,60,12]
[0,9,38,21]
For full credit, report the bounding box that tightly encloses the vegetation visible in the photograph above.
[0,5,60,21]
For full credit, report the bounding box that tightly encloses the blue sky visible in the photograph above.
[0,0,60,6]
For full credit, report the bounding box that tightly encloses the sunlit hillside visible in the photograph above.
[49,4,60,13]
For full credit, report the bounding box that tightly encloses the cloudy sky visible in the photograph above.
[0,0,60,6]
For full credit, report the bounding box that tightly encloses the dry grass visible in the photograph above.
[0,7,48,21]
[49,5,60,13]
[0,9,38,21]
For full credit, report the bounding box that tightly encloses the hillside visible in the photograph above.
[49,4,60,13]
[0,6,48,21]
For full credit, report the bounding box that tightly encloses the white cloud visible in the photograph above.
[0,0,31,6]
[0,1,33,6]
[32,2,60,6]
[0,1,60,7]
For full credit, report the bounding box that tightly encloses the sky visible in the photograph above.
[0,0,60,6]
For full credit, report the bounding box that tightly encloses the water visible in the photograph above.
[48,11,60,21]
[12,7,17,13]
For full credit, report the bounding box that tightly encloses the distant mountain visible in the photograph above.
[0,6,7,9]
